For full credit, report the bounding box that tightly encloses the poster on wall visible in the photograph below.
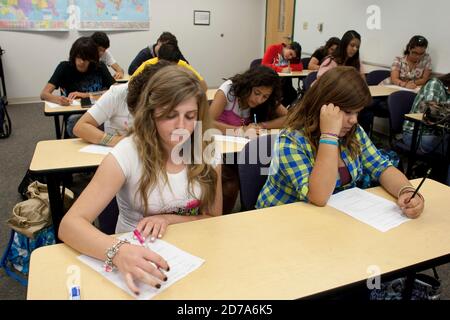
[76,0,149,31]
[0,0,69,31]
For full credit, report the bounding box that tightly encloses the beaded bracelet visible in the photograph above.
[319,139,338,146]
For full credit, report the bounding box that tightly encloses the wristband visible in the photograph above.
[319,139,339,146]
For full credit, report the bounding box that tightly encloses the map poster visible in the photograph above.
[0,0,69,31]
[77,0,149,31]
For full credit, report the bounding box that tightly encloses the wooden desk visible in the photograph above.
[215,130,280,155]
[278,70,312,78]
[29,139,106,236]
[206,88,217,101]
[404,113,449,178]
[368,85,401,97]
[44,102,91,139]
[27,178,450,300]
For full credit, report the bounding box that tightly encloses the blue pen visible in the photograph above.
[69,285,81,300]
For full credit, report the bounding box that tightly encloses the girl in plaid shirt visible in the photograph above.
[257,67,424,218]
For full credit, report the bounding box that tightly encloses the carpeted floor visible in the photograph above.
[0,103,449,300]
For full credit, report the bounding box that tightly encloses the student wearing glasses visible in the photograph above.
[381,36,432,89]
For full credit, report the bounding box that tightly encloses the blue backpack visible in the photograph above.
[1,228,55,286]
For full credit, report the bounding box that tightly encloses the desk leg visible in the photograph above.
[402,272,415,300]
[47,174,64,242]
[406,121,420,177]
[53,116,61,139]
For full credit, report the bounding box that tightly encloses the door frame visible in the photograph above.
[264,0,297,50]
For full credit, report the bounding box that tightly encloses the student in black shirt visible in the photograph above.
[308,37,340,70]
[128,31,188,75]
[40,36,115,136]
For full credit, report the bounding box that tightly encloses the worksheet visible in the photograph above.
[327,187,410,232]
[78,233,205,300]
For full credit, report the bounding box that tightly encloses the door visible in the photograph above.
[265,0,295,50]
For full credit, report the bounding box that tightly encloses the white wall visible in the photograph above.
[294,0,449,73]
[0,0,266,102]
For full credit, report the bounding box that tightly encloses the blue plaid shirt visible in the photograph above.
[256,125,393,208]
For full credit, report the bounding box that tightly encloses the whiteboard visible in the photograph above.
[293,0,449,73]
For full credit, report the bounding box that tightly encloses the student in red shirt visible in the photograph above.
[262,42,303,72]
[262,42,303,107]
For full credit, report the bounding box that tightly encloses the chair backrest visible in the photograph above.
[366,70,391,86]
[237,134,277,211]
[387,90,417,136]
[303,71,318,92]
[301,57,311,70]
[249,58,262,69]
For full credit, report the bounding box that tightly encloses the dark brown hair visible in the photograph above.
[127,60,172,115]
[287,66,371,158]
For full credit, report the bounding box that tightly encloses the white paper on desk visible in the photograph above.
[46,100,81,109]
[213,134,250,144]
[79,144,113,155]
[384,85,419,93]
[77,233,205,300]
[327,187,410,232]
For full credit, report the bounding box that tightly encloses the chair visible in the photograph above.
[366,69,390,86]
[249,58,262,69]
[362,70,391,136]
[387,91,417,145]
[387,91,424,175]
[237,134,277,211]
[302,71,317,92]
[301,57,311,70]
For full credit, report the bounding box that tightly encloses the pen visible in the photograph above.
[253,114,257,124]
[406,168,431,203]
[69,285,81,300]
[133,229,147,246]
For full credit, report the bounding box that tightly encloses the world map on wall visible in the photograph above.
[77,0,149,30]
[0,0,68,30]
[0,0,149,31]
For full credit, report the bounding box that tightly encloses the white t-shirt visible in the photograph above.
[110,136,203,233]
[100,50,116,67]
[218,80,250,119]
[87,83,131,135]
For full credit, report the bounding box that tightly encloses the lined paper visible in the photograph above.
[79,144,113,155]
[327,187,410,232]
[78,233,205,300]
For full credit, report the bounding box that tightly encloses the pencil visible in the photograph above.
[406,168,431,203]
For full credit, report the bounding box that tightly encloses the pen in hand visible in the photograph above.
[133,229,147,247]
[406,168,431,203]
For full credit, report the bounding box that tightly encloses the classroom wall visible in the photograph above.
[0,0,266,103]
[294,0,449,73]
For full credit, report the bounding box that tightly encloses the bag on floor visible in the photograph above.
[422,101,450,129]
[369,273,441,300]
[1,181,74,284]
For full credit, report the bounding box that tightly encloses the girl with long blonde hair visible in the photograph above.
[59,65,222,294]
